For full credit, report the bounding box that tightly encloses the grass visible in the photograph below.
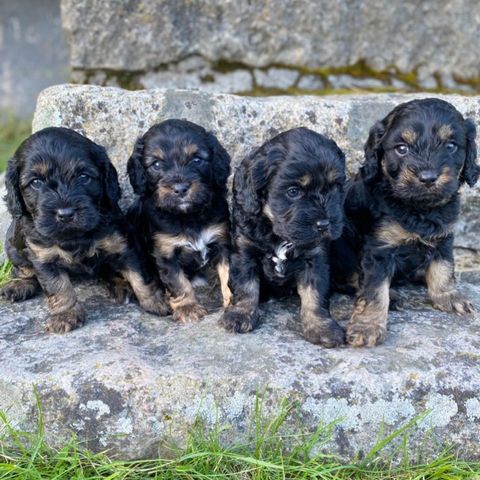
[0,395,479,479]
[0,114,31,173]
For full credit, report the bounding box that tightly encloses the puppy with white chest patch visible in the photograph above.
[219,127,347,347]
[127,119,232,323]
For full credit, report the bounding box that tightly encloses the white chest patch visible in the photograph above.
[272,241,293,276]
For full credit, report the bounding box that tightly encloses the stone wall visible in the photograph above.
[0,0,68,117]
[61,0,480,94]
[32,86,480,255]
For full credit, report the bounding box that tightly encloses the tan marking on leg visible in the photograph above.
[425,259,474,314]
[401,128,417,144]
[167,271,207,322]
[95,232,128,255]
[122,269,169,315]
[347,279,390,347]
[297,283,321,331]
[216,260,231,307]
[437,124,453,141]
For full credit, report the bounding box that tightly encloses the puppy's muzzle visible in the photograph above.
[316,219,330,233]
[56,207,75,223]
[418,169,438,186]
[172,182,191,197]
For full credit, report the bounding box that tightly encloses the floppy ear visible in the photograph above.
[127,137,147,196]
[90,143,121,209]
[4,156,26,218]
[233,143,283,216]
[206,132,231,191]
[460,119,479,187]
[361,120,386,183]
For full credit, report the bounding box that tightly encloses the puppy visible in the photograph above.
[127,119,231,323]
[219,127,346,347]
[1,127,169,332]
[333,98,479,347]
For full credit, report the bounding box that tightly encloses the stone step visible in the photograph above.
[1,86,479,460]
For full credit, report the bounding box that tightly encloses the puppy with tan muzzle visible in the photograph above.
[219,127,347,347]
[1,127,169,332]
[127,119,231,323]
[333,98,479,347]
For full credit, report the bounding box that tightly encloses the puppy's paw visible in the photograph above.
[173,303,207,323]
[389,288,405,311]
[46,306,85,334]
[140,291,171,316]
[219,307,257,333]
[346,322,386,347]
[107,278,134,304]
[1,278,39,302]
[303,320,345,348]
[431,291,475,315]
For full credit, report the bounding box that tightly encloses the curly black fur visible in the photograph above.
[332,98,479,347]
[1,127,168,333]
[127,119,231,323]
[219,127,346,347]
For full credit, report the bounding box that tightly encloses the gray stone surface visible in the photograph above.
[1,274,479,459]
[31,86,480,252]
[61,0,480,85]
[0,0,69,117]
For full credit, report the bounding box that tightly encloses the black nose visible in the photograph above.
[418,170,438,185]
[172,183,190,196]
[316,219,330,231]
[56,207,75,223]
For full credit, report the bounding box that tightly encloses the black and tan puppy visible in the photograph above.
[334,98,479,347]
[219,127,346,347]
[127,119,231,323]
[1,127,169,332]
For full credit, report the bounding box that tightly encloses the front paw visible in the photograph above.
[173,303,207,323]
[46,306,85,333]
[346,322,386,347]
[219,306,257,333]
[1,279,39,302]
[140,290,171,316]
[303,319,345,348]
[431,291,475,315]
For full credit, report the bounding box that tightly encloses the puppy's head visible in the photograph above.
[362,98,479,207]
[5,127,120,238]
[235,127,346,247]
[127,119,230,214]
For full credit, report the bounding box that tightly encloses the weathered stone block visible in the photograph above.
[31,86,480,251]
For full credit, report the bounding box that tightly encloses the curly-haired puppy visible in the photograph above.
[1,127,169,333]
[333,98,479,347]
[219,127,346,347]
[127,119,231,323]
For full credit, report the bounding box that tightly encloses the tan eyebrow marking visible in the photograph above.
[31,162,48,175]
[298,174,311,186]
[437,124,453,141]
[150,148,165,160]
[401,128,417,144]
[184,143,199,156]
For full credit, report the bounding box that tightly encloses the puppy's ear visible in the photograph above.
[460,119,479,187]
[127,137,147,195]
[206,132,231,190]
[5,156,26,218]
[90,143,122,208]
[234,144,283,216]
[361,121,385,183]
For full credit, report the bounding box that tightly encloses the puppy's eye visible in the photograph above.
[286,187,303,199]
[445,141,457,153]
[395,144,409,156]
[151,161,162,171]
[78,173,91,184]
[190,157,203,164]
[30,178,44,189]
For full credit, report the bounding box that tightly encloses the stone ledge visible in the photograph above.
[32,85,480,250]
[0,275,479,459]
